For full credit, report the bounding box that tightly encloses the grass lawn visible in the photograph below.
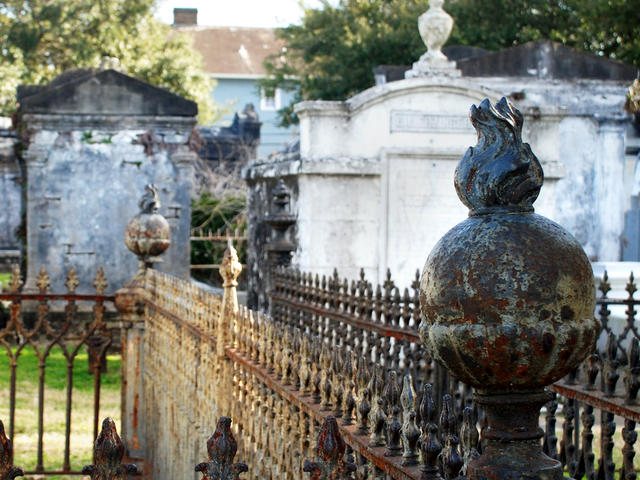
[0,272,12,289]
[0,345,121,480]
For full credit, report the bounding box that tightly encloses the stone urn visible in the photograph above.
[418,0,453,64]
[125,184,171,271]
[419,98,599,479]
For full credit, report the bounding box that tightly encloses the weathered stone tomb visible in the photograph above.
[17,68,198,293]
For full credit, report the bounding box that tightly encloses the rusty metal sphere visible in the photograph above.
[419,212,598,391]
[419,98,599,393]
[125,212,171,260]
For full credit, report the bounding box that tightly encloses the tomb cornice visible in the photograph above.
[18,113,197,131]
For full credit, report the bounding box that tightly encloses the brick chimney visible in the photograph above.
[173,8,197,26]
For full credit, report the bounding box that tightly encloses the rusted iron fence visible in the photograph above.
[270,265,640,479]
[5,259,640,479]
[0,265,118,476]
[189,226,247,271]
[142,265,478,479]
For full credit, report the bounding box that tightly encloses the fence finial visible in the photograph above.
[0,420,23,480]
[303,416,356,479]
[218,241,242,360]
[420,97,599,480]
[195,417,247,480]
[124,184,171,273]
[82,418,136,480]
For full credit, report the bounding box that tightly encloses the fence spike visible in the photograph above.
[65,267,79,294]
[36,266,50,294]
[0,420,23,480]
[626,271,637,299]
[369,396,387,447]
[460,407,480,472]
[93,267,108,295]
[603,332,620,396]
[625,338,640,404]
[599,270,611,297]
[303,417,355,479]
[6,265,22,294]
[196,417,247,480]
[82,418,136,480]
[419,384,442,479]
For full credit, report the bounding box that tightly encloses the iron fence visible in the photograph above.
[270,265,640,480]
[0,265,118,476]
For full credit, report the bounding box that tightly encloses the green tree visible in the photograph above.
[261,0,639,127]
[0,0,216,122]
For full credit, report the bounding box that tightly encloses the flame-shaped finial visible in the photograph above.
[455,97,543,214]
[138,184,160,214]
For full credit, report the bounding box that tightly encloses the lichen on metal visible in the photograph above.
[82,418,136,480]
[419,97,599,479]
[0,420,23,480]
[195,417,248,480]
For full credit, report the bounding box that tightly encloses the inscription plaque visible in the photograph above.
[390,110,473,133]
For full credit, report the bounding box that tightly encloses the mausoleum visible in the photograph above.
[245,1,639,310]
[17,68,198,293]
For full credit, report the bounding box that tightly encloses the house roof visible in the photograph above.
[176,26,284,77]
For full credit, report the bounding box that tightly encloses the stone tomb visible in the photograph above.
[247,63,636,307]
[18,68,198,293]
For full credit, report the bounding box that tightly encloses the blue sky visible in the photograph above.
[155,0,336,28]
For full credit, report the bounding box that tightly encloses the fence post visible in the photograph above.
[419,98,599,480]
[115,185,171,460]
[218,241,243,417]
[219,240,242,357]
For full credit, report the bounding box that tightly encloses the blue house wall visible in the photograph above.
[213,78,297,159]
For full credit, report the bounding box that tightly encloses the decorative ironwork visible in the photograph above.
[5,265,22,294]
[65,267,79,293]
[303,416,355,479]
[0,264,116,476]
[196,417,247,480]
[420,98,598,480]
[93,267,108,295]
[124,184,170,271]
[264,179,296,267]
[82,418,136,480]
[36,266,50,294]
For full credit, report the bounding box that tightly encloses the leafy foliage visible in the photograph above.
[191,194,246,287]
[261,0,640,126]
[0,0,216,122]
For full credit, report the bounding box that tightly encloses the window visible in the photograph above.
[260,88,281,111]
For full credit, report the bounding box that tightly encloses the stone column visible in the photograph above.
[115,185,171,459]
[419,98,599,480]
[22,146,48,292]
[594,114,627,261]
